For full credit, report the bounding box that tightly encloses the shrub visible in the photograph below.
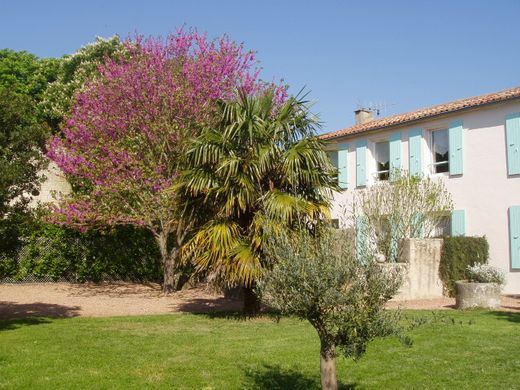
[0,212,36,278]
[14,222,162,282]
[467,264,506,285]
[440,236,489,296]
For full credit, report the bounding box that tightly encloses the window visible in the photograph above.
[432,129,449,173]
[375,141,390,180]
[432,215,451,237]
[327,151,338,168]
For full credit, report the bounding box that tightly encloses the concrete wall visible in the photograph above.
[391,238,444,300]
[328,99,520,293]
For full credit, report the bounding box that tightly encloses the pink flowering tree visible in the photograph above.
[47,30,281,292]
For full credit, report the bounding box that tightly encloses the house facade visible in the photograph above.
[322,86,520,294]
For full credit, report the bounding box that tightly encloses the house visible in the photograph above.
[322,86,520,294]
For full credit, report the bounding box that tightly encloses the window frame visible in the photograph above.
[429,127,450,175]
[374,140,390,181]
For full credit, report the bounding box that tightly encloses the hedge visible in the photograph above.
[1,221,162,282]
[439,236,489,296]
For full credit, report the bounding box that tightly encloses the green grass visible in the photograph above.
[0,310,519,389]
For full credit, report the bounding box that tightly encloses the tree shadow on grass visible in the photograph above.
[181,306,284,322]
[0,301,81,331]
[485,311,520,323]
[175,298,281,321]
[174,297,243,314]
[242,364,357,390]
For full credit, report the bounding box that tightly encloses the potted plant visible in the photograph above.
[455,264,505,309]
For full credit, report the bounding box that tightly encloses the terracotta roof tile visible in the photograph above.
[321,86,520,140]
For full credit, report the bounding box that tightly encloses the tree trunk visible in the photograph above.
[320,341,338,390]
[163,252,176,294]
[155,232,179,294]
[243,285,261,316]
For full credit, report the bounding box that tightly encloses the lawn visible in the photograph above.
[0,311,518,389]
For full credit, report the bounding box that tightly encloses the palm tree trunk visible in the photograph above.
[243,285,261,316]
[320,340,338,390]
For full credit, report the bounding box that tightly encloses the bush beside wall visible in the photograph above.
[440,236,489,296]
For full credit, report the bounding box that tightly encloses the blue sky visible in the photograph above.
[2,0,519,134]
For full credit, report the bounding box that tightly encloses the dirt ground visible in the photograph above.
[0,282,519,319]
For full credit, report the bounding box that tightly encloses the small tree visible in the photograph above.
[257,226,404,390]
[351,171,453,262]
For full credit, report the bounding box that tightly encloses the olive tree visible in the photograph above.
[351,171,453,263]
[256,226,404,390]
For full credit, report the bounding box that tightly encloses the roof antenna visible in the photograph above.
[357,101,397,117]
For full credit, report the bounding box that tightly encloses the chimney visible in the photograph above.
[354,108,375,125]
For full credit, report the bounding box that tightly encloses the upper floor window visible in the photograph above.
[327,150,338,168]
[432,129,449,173]
[375,141,390,180]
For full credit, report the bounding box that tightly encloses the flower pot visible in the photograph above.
[455,281,501,309]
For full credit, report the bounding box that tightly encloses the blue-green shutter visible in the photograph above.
[356,215,369,261]
[356,140,368,187]
[389,220,401,262]
[411,212,425,238]
[509,206,520,269]
[409,128,423,177]
[337,143,348,189]
[449,120,464,175]
[389,132,402,180]
[506,113,520,175]
[451,209,465,236]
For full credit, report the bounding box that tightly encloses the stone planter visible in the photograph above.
[455,281,501,309]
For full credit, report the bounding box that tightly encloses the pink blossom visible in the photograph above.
[47,29,286,230]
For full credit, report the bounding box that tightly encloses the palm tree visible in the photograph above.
[181,89,337,313]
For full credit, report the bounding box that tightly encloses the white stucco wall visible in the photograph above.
[328,99,520,294]
[31,161,71,206]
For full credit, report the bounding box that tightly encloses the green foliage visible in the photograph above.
[0,49,60,128]
[11,222,161,282]
[0,213,30,277]
[0,90,48,218]
[0,49,56,99]
[257,226,404,360]
[182,90,337,289]
[440,236,489,296]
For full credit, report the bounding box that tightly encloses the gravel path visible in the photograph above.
[0,282,242,319]
[0,282,518,319]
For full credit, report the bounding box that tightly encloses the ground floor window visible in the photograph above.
[432,215,451,237]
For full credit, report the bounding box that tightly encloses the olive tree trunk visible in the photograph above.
[320,340,338,390]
